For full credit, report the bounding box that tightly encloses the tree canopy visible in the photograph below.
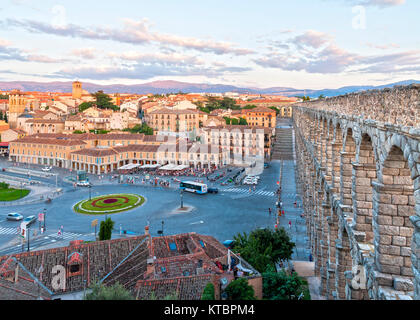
[84,282,134,300]
[262,270,310,300]
[92,91,119,111]
[201,282,215,300]
[224,278,256,300]
[232,227,295,273]
[78,101,94,112]
[123,123,154,135]
[99,217,115,241]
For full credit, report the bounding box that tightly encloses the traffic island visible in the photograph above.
[73,193,145,215]
[171,205,195,214]
[0,183,30,202]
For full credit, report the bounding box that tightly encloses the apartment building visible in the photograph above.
[201,125,273,160]
[241,106,276,128]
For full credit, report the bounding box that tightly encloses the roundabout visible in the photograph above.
[73,193,145,215]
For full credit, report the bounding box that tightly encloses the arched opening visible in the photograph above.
[352,134,376,243]
[340,128,357,212]
[331,123,343,195]
[373,145,414,294]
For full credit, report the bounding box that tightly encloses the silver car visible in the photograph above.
[7,212,23,221]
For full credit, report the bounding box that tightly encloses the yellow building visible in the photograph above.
[242,106,276,128]
[147,108,201,133]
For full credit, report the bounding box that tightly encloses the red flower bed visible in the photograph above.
[91,196,130,208]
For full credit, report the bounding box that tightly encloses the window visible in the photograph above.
[70,264,79,273]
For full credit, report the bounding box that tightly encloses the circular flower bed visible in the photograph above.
[73,194,145,215]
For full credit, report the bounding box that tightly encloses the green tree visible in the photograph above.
[4,113,7,123]
[232,228,295,273]
[0,110,3,120]
[92,91,119,110]
[73,130,85,134]
[269,106,280,116]
[225,278,256,300]
[223,116,231,125]
[242,104,257,109]
[0,94,9,99]
[238,117,248,125]
[230,118,239,125]
[84,281,134,300]
[99,217,115,241]
[201,282,215,300]
[123,123,154,135]
[262,270,309,300]
[78,101,94,112]
[318,94,325,99]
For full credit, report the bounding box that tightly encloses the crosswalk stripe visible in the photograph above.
[0,227,17,235]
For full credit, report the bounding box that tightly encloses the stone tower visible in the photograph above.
[8,91,27,129]
[72,81,82,99]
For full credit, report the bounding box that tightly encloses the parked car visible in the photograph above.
[22,215,37,226]
[208,187,219,194]
[7,212,23,221]
[41,166,52,172]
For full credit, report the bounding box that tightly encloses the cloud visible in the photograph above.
[340,0,405,7]
[2,18,255,56]
[108,51,205,66]
[254,30,420,75]
[366,42,400,50]
[71,47,97,60]
[0,37,65,63]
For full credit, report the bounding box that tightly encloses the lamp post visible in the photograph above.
[43,208,46,232]
[27,226,30,252]
[161,220,164,236]
[180,189,184,209]
[88,185,92,200]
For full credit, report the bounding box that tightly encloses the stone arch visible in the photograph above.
[331,123,343,195]
[352,133,377,243]
[372,145,415,295]
[341,128,357,209]
[335,222,353,299]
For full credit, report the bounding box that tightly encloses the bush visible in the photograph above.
[0,182,9,190]
[263,270,310,300]
[224,278,256,300]
[201,282,215,300]
[84,281,134,300]
[99,217,115,241]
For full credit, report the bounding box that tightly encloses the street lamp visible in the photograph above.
[88,185,92,200]
[180,189,184,209]
[43,208,46,232]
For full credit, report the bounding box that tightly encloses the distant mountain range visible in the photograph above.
[0,79,418,98]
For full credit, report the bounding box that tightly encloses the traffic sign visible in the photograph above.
[38,213,44,222]
[20,222,27,239]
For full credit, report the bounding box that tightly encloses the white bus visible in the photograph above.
[179,181,208,194]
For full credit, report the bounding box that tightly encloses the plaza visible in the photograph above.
[0,156,308,259]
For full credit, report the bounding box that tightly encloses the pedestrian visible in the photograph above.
[288,220,292,229]
[282,210,285,216]
[280,201,283,208]
[268,208,271,216]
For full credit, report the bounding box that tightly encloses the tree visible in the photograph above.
[124,123,153,135]
[0,110,3,120]
[92,91,119,111]
[84,281,134,300]
[318,94,325,99]
[232,228,295,273]
[201,282,215,300]
[73,130,85,134]
[238,117,248,125]
[269,106,280,116]
[4,113,7,123]
[262,270,309,300]
[78,101,94,112]
[230,118,239,125]
[224,278,256,300]
[99,217,115,241]
[223,116,231,125]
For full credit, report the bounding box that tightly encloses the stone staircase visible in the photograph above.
[272,118,294,160]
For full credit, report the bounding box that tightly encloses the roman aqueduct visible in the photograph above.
[293,85,420,300]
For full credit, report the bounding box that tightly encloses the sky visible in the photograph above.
[0,0,419,89]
